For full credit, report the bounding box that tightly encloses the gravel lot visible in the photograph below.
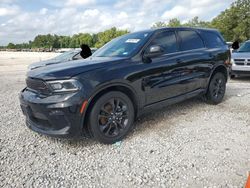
[0,52,249,187]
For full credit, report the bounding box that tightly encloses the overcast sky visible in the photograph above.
[0,0,235,45]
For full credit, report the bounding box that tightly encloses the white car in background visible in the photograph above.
[231,40,250,78]
[28,48,97,70]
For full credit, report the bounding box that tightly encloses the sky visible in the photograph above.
[0,0,235,45]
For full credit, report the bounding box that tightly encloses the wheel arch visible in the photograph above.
[81,83,141,136]
[206,64,228,93]
[210,65,228,82]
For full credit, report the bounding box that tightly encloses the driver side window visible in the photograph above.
[148,31,178,54]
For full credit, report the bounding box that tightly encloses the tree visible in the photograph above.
[7,43,15,49]
[59,36,71,48]
[167,18,182,27]
[184,16,210,28]
[151,19,182,28]
[69,35,78,48]
[211,0,250,42]
[78,33,94,47]
[151,21,167,28]
[95,27,129,48]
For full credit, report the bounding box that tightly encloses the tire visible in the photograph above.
[88,91,135,144]
[205,72,226,105]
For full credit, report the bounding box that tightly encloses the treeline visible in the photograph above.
[4,0,250,50]
[152,0,250,42]
[5,27,129,50]
[151,17,210,30]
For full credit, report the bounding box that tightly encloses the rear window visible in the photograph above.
[178,30,204,51]
[202,32,225,48]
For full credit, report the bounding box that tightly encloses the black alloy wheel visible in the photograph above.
[98,98,129,137]
[205,72,226,104]
[88,91,134,144]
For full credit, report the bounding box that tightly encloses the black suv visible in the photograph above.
[20,27,230,144]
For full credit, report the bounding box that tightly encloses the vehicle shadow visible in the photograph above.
[45,135,97,148]
[231,76,250,82]
[132,97,203,135]
[47,97,206,147]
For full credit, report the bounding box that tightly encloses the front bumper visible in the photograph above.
[19,88,86,138]
[231,65,250,76]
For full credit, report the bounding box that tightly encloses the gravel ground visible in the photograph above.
[0,52,249,187]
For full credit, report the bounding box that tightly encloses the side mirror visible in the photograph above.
[149,45,163,53]
[144,45,164,59]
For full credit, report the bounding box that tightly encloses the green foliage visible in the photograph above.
[151,0,250,42]
[95,27,129,48]
[151,17,209,29]
[184,16,211,28]
[32,34,56,49]
[151,21,167,28]
[168,18,182,27]
[211,0,250,42]
[7,43,16,49]
[6,27,129,50]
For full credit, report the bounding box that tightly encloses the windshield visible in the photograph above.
[54,51,78,60]
[238,42,250,52]
[92,31,152,57]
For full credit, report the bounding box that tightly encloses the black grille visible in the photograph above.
[234,59,250,66]
[26,78,50,94]
[235,62,244,65]
[234,59,244,61]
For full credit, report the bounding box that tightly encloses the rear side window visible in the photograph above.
[149,31,178,54]
[178,30,204,51]
[202,32,225,48]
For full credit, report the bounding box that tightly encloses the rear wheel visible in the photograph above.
[205,72,226,105]
[88,91,135,144]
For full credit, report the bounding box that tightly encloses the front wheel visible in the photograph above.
[88,91,135,144]
[205,72,226,105]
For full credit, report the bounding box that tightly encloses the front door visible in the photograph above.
[141,31,186,105]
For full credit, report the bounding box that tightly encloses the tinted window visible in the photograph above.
[178,30,204,51]
[203,32,225,48]
[148,31,178,54]
[238,41,250,52]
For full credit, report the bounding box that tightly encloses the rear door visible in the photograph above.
[200,31,230,85]
[175,29,211,93]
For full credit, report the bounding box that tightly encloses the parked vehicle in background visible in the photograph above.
[231,40,250,78]
[28,48,97,70]
[19,27,230,144]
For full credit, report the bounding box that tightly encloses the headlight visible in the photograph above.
[231,59,235,65]
[47,79,82,93]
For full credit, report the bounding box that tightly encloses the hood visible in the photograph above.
[28,58,63,70]
[27,56,126,80]
[232,52,250,59]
